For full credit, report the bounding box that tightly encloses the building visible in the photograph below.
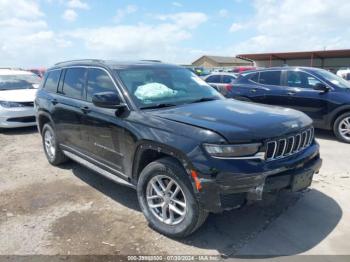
[237,49,350,72]
[191,55,253,68]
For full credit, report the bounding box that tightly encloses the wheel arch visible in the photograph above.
[131,141,198,191]
[37,111,54,134]
[329,105,350,129]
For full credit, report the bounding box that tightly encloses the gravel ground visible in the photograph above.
[0,126,349,258]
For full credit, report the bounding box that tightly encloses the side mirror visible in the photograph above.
[92,92,126,109]
[313,83,330,92]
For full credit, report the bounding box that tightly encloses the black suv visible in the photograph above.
[229,67,350,143]
[35,60,321,237]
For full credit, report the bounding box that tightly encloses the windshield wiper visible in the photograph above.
[190,97,218,104]
[140,103,177,110]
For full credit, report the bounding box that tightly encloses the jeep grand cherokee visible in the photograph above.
[35,60,322,237]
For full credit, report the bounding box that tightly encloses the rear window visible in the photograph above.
[43,70,61,93]
[259,71,281,86]
[205,75,221,83]
[222,75,236,84]
[62,68,86,99]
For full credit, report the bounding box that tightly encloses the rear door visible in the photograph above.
[80,67,126,174]
[54,67,87,151]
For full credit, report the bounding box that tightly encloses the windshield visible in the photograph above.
[0,74,41,91]
[316,69,350,89]
[116,67,223,109]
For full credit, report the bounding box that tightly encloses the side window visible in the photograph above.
[62,68,86,99]
[286,71,322,88]
[222,75,235,84]
[249,72,259,83]
[259,71,281,86]
[43,70,61,93]
[205,75,221,83]
[86,68,117,102]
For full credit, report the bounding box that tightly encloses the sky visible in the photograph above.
[1,0,350,67]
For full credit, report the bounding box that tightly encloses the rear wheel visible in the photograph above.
[333,112,350,143]
[42,123,68,165]
[137,157,208,238]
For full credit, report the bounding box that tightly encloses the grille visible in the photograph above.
[7,116,36,123]
[265,127,314,161]
[19,102,34,107]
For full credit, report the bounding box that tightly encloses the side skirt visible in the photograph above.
[63,150,136,189]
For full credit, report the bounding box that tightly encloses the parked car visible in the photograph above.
[203,72,238,96]
[231,66,257,73]
[0,69,41,128]
[229,67,350,143]
[35,60,321,237]
[28,68,46,78]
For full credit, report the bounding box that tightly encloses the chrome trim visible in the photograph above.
[60,144,127,178]
[211,151,266,160]
[63,150,135,189]
[265,127,313,162]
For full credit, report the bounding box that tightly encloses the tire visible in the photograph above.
[137,157,208,238]
[333,112,350,143]
[42,123,68,165]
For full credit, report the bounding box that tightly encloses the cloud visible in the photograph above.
[114,5,138,23]
[218,9,229,17]
[157,12,208,29]
[62,9,77,22]
[172,2,183,7]
[229,22,243,32]
[66,0,89,10]
[229,0,350,53]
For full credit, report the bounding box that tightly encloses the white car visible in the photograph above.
[0,69,41,128]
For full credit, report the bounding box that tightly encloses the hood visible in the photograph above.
[0,89,37,102]
[149,99,312,142]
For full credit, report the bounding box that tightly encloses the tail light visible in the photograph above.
[224,84,233,92]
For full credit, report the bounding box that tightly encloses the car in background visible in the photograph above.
[337,68,350,81]
[28,68,46,78]
[230,66,257,73]
[229,67,350,143]
[203,72,238,96]
[0,69,41,128]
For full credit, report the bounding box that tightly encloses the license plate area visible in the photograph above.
[291,170,314,192]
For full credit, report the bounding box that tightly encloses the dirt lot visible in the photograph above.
[0,127,349,257]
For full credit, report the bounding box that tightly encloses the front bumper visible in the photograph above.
[0,106,36,128]
[195,142,321,213]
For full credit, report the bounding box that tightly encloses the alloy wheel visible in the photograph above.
[339,117,350,141]
[146,175,187,225]
[44,129,56,160]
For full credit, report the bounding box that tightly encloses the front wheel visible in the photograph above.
[137,157,208,238]
[333,113,350,143]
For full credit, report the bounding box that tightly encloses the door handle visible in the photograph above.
[287,91,296,96]
[50,98,58,105]
[250,89,257,93]
[80,106,91,113]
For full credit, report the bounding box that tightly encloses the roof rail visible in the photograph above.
[140,59,162,63]
[54,59,105,66]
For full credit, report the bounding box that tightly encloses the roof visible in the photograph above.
[0,69,35,76]
[238,49,350,61]
[192,55,252,65]
[49,59,179,70]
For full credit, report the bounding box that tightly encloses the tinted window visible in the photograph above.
[259,71,281,85]
[0,73,41,91]
[87,69,117,102]
[205,75,221,83]
[222,75,236,84]
[249,72,259,82]
[286,71,322,88]
[62,68,86,99]
[44,70,61,93]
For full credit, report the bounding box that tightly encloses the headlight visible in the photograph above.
[0,101,25,108]
[203,143,261,158]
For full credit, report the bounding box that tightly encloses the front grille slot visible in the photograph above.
[265,127,314,161]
